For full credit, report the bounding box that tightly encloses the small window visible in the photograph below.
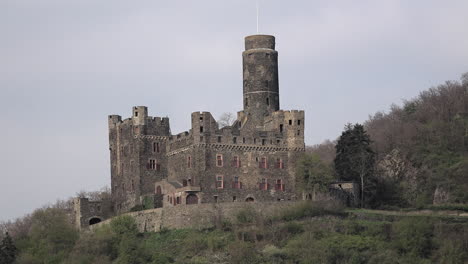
[135,111,138,117]
[254,138,257,144]
[200,126,204,133]
[275,179,284,191]
[245,98,248,107]
[214,195,218,203]
[216,154,223,167]
[176,197,180,204]
[153,142,160,153]
[233,137,237,144]
[297,130,301,135]
[232,156,241,168]
[232,176,242,189]
[216,176,224,189]
[289,120,292,125]
[183,180,187,187]
[259,178,268,190]
[279,124,283,133]
[262,139,266,145]
[233,196,237,202]
[297,120,301,126]
[259,157,267,169]
[148,159,156,170]
[266,97,270,106]
[276,158,284,169]
[200,116,203,121]
[217,136,222,143]
[277,139,280,144]
[187,156,192,168]
[242,137,246,143]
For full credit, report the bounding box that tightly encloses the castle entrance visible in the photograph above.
[89,217,101,226]
[186,194,198,205]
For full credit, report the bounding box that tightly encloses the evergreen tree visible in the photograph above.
[0,232,17,264]
[334,123,376,207]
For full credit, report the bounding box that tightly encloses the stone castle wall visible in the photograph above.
[91,201,297,232]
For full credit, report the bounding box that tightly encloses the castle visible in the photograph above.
[74,34,309,229]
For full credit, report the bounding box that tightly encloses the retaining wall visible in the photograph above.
[91,201,297,232]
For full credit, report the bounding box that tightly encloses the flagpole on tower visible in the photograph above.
[256,0,259,34]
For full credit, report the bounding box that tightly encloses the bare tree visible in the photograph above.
[218,112,236,128]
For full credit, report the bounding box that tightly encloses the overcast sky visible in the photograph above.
[1,0,467,221]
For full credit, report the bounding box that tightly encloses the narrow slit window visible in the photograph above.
[217,136,222,143]
[279,124,283,133]
[266,97,270,106]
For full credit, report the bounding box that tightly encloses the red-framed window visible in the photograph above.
[216,154,223,167]
[232,156,241,168]
[216,175,224,189]
[232,176,242,189]
[187,156,192,168]
[275,179,285,191]
[259,178,269,190]
[259,157,268,169]
[275,158,284,169]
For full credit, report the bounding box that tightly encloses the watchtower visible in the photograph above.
[242,35,280,124]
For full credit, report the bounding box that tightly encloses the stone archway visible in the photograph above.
[89,217,101,226]
[186,194,199,205]
[156,185,162,194]
[245,197,255,202]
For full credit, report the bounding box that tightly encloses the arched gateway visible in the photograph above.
[186,194,198,205]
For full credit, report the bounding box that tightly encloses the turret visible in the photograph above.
[242,35,280,123]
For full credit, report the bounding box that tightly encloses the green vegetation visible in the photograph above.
[2,201,467,263]
[335,123,376,207]
[296,153,335,193]
[364,73,468,207]
[0,232,17,264]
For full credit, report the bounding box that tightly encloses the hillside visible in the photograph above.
[2,201,468,263]
[308,73,468,208]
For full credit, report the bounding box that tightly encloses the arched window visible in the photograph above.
[156,185,162,194]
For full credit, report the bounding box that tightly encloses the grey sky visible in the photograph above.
[1,0,467,221]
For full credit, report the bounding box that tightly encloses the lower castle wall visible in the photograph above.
[90,201,297,232]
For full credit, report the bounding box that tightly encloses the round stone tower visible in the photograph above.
[242,35,279,123]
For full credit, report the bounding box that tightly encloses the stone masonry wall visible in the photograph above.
[91,201,297,232]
